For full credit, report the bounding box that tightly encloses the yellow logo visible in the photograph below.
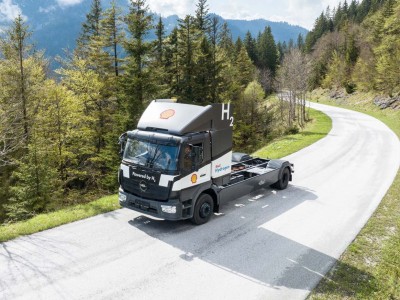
[191,174,197,184]
[160,109,175,119]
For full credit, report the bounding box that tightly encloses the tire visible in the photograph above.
[191,193,214,225]
[271,167,290,190]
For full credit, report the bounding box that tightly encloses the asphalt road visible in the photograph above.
[1,102,399,300]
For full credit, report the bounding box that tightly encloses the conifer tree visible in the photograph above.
[0,16,48,160]
[164,27,180,97]
[155,16,165,63]
[256,26,278,75]
[235,37,243,57]
[177,15,199,103]
[77,0,102,56]
[219,22,234,57]
[122,0,154,124]
[195,0,211,32]
[297,34,305,51]
[235,47,255,88]
[195,36,213,104]
[100,0,124,76]
[209,16,223,102]
[244,31,257,63]
[151,16,170,98]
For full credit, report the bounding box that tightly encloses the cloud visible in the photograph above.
[147,0,195,17]
[0,0,25,22]
[56,0,84,7]
[137,0,343,30]
[39,5,57,13]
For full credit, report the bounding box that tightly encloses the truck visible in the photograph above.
[118,100,294,225]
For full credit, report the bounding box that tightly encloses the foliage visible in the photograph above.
[253,108,332,159]
[306,0,400,96]
[308,89,400,300]
[0,0,309,224]
[277,48,311,128]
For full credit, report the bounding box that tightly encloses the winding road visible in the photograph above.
[1,102,399,300]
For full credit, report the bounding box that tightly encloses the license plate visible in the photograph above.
[135,199,150,209]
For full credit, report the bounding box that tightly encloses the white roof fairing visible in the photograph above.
[137,101,213,135]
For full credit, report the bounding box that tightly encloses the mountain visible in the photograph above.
[0,0,308,61]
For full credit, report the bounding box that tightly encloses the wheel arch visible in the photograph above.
[201,189,219,213]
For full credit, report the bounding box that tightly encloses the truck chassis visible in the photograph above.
[119,155,293,224]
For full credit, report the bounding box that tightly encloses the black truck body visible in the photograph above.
[118,100,293,224]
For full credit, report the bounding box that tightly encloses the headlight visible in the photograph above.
[161,205,176,214]
[119,193,127,202]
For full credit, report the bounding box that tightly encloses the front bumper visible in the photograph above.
[119,189,186,220]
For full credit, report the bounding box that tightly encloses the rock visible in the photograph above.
[373,96,400,110]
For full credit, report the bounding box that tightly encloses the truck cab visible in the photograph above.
[118,100,293,224]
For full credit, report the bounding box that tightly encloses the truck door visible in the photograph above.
[175,133,211,191]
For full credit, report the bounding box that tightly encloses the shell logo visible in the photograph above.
[191,174,198,184]
[160,109,175,119]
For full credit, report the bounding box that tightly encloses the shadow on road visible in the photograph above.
[128,185,374,294]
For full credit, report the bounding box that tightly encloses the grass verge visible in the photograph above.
[0,105,332,243]
[0,195,119,243]
[253,107,332,159]
[308,89,400,299]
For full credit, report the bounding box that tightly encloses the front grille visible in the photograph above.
[121,177,170,201]
[127,200,158,213]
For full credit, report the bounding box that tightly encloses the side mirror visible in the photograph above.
[118,133,127,159]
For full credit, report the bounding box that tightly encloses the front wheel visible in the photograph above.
[271,167,290,190]
[191,193,214,225]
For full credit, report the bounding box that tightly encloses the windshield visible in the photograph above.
[123,138,179,171]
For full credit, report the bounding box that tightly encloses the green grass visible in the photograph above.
[308,89,400,300]
[0,195,119,243]
[0,105,333,243]
[253,108,332,159]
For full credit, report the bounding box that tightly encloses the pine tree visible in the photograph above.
[348,0,358,20]
[177,15,199,103]
[195,0,211,32]
[122,0,154,125]
[356,0,372,23]
[209,16,223,103]
[297,33,305,51]
[155,16,165,63]
[219,22,234,57]
[235,37,243,56]
[0,15,33,145]
[0,15,52,221]
[77,0,102,56]
[244,31,257,63]
[235,47,255,88]
[195,36,213,104]
[0,15,48,158]
[164,27,180,97]
[256,26,278,75]
[100,0,124,77]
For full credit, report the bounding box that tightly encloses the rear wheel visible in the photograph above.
[191,193,214,225]
[271,167,290,190]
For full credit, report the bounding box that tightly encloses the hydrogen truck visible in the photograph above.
[118,100,294,224]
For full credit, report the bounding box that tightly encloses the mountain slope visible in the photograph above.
[0,0,308,60]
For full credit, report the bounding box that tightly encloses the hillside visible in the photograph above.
[0,0,308,60]
[305,0,400,97]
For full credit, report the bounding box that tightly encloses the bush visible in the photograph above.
[285,126,300,135]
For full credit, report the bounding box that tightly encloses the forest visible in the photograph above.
[0,0,398,224]
[305,0,400,95]
[0,0,307,223]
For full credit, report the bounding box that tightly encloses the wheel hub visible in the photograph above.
[199,203,211,218]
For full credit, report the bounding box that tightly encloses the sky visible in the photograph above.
[146,0,344,30]
[0,0,345,30]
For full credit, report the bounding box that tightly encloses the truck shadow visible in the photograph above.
[128,185,375,295]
